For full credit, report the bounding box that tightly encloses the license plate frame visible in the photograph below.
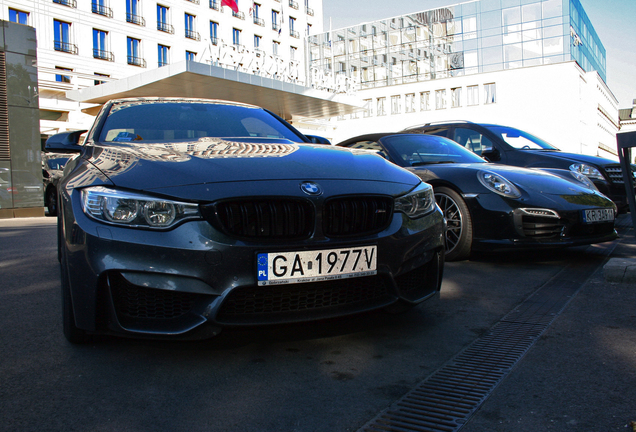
[582,208,615,224]
[257,245,377,286]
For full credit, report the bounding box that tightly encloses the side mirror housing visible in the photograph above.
[481,146,500,162]
[44,130,87,153]
[305,135,332,145]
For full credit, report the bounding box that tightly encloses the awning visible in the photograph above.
[65,60,364,121]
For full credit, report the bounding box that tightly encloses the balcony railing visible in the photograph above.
[54,40,78,54]
[209,0,219,10]
[290,30,299,38]
[127,56,146,67]
[272,22,280,31]
[93,49,114,61]
[253,17,264,26]
[91,3,113,17]
[53,0,77,8]
[126,13,146,26]
[232,11,245,20]
[305,6,314,16]
[185,0,200,4]
[157,22,175,33]
[289,0,298,9]
[211,37,218,45]
[185,29,201,40]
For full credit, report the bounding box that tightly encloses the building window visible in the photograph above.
[92,29,111,60]
[289,17,298,38]
[232,28,241,46]
[420,91,430,111]
[9,9,29,25]
[307,23,312,35]
[158,44,169,67]
[252,3,264,25]
[290,46,297,60]
[126,0,144,25]
[94,72,109,86]
[391,95,401,115]
[127,37,144,66]
[273,41,280,56]
[186,51,196,61]
[485,83,496,104]
[157,5,172,33]
[55,66,72,83]
[363,99,373,117]
[451,87,462,108]
[377,97,386,116]
[54,20,77,54]
[91,0,112,17]
[185,13,199,39]
[272,10,279,31]
[405,93,415,113]
[467,85,479,106]
[210,21,219,45]
[210,0,219,10]
[254,35,261,49]
[435,89,446,110]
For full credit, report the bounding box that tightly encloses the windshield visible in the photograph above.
[97,100,304,143]
[485,126,559,150]
[383,134,487,166]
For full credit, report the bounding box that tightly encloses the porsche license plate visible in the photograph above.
[257,246,377,286]
[582,208,614,223]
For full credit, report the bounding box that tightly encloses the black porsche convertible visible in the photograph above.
[338,133,617,261]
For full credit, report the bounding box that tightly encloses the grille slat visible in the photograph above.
[324,196,393,237]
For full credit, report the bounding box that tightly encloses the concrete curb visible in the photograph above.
[603,258,636,283]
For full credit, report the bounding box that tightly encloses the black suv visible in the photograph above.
[404,122,636,213]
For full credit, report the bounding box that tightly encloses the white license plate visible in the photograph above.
[583,208,615,223]
[257,246,377,286]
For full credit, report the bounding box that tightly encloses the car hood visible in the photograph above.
[525,150,619,167]
[411,163,603,196]
[83,138,419,190]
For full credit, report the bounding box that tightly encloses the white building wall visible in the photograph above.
[329,61,619,160]
[1,0,324,135]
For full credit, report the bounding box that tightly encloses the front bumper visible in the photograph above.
[61,194,445,340]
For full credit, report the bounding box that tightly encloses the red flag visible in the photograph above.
[222,0,238,13]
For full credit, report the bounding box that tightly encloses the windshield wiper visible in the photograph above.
[411,160,456,166]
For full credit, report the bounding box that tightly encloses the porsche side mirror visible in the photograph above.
[481,146,500,162]
[305,135,332,145]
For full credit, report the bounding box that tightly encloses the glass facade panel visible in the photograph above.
[307,0,604,90]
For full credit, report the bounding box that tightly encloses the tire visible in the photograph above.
[60,253,91,344]
[434,187,473,261]
[46,186,58,216]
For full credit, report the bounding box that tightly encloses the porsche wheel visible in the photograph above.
[434,187,472,261]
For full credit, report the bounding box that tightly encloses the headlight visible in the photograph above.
[569,163,604,181]
[81,186,201,229]
[568,171,598,191]
[394,182,436,218]
[477,171,522,198]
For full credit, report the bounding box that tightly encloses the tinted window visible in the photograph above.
[98,101,303,143]
[484,125,558,150]
[383,134,486,166]
[452,127,494,155]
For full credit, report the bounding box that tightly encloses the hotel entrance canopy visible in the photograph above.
[66,61,363,121]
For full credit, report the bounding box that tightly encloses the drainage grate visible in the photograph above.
[358,241,619,432]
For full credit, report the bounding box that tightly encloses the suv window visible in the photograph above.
[452,127,494,156]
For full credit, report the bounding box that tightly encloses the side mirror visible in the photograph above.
[305,135,332,145]
[44,130,87,153]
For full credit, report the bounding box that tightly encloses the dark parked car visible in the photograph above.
[403,122,636,212]
[47,98,445,343]
[338,133,617,261]
[42,153,72,216]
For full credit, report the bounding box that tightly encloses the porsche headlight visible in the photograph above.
[394,182,436,218]
[569,171,598,191]
[477,171,522,199]
[81,186,200,228]
[569,163,604,181]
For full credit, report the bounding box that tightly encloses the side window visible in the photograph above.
[452,128,493,156]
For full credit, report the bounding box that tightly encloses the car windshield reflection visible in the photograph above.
[485,126,559,150]
[383,134,487,166]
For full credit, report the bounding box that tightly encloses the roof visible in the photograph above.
[65,60,365,121]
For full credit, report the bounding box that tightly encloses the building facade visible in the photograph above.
[1,0,323,136]
[307,0,619,158]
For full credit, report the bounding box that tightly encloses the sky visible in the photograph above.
[322,0,636,108]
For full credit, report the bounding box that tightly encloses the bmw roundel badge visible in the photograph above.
[300,181,322,196]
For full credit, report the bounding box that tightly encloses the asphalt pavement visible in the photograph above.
[461,214,636,431]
